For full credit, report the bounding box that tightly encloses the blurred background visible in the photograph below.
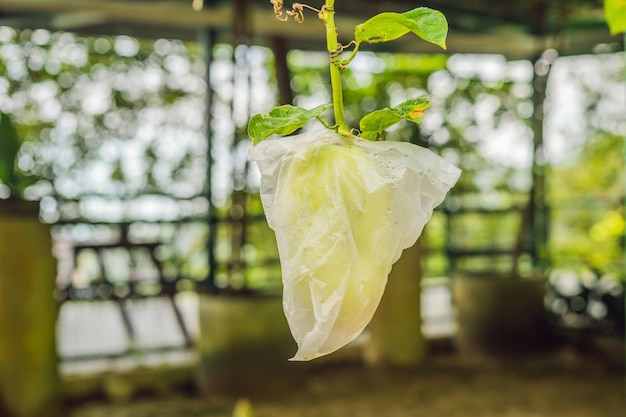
[0,1,623,417]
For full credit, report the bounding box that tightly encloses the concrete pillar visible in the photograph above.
[364,242,425,367]
[0,202,60,417]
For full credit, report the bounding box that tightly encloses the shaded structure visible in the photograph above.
[0,0,619,57]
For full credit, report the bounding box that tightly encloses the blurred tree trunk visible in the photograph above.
[270,36,294,106]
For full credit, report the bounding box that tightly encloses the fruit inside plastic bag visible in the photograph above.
[249,131,460,361]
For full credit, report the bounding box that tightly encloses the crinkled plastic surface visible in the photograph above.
[249,131,460,361]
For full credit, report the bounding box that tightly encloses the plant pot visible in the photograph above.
[0,199,60,417]
[451,271,548,355]
[196,294,297,395]
[364,241,426,367]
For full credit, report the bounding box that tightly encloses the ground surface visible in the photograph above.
[68,347,624,417]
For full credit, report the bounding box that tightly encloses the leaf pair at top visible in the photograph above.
[248,95,430,143]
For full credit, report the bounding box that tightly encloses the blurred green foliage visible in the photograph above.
[550,131,624,276]
[0,23,622,289]
[0,27,207,200]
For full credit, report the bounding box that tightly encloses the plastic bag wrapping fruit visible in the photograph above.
[249,131,461,361]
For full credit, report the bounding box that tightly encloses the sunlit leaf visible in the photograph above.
[248,104,332,145]
[354,7,448,50]
[359,96,430,141]
[605,0,626,35]
[390,96,430,124]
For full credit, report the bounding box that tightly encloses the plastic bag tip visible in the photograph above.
[288,351,319,361]
[288,355,310,362]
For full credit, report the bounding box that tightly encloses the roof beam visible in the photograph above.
[0,0,619,58]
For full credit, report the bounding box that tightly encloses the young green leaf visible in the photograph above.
[359,109,402,137]
[359,96,430,141]
[0,112,20,190]
[358,131,383,141]
[248,104,332,145]
[354,7,448,50]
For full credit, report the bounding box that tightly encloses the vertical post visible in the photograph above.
[199,26,218,293]
[531,49,554,274]
[0,202,60,417]
[270,36,294,106]
[229,0,254,291]
[623,31,626,395]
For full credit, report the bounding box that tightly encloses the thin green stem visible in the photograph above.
[337,41,360,68]
[315,116,334,130]
[322,0,349,135]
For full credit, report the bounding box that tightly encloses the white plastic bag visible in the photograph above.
[249,131,460,361]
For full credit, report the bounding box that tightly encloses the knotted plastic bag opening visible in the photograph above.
[249,131,460,361]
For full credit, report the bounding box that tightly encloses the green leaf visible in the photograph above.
[248,104,332,145]
[0,112,20,189]
[358,131,382,141]
[354,7,448,50]
[359,109,402,135]
[359,96,430,141]
[605,0,626,35]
